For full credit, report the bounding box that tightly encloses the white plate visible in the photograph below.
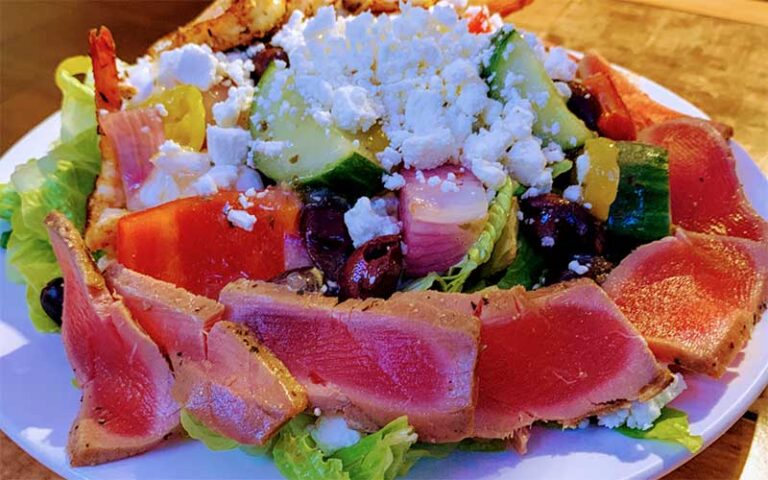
[1,71,767,480]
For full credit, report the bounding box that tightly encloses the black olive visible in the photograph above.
[270,267,325,293]
[40,277,65,326]
[519,194,605,259]
[300,190,352,283]
[567,81,601,132]
[250,46,290,84]
[339,235,403,301]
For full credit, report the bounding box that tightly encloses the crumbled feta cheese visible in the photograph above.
[344,196,401,247]
[441,180,460,192]
[155,103,169,117]
[427,175,441,187]
[598,374,687,430]
[568,259,590,275]
[506,138,550,190]
[213,85,255,127]
[554,81,572,99]
[563,185,582,203]
[471,158,507,189]
[382,172,406,190]
[575,151,591,185]
[542,143,566,164]
[309,416,362,455]
[206,126,251,165]
[226,208,257,232]
[331,85,381,132]
[541,236,555,247]
[238,192,254,209]
[544,47,578,82]
[158,44,219,90]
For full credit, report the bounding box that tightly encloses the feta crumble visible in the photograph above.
[598,374,687,430]
[344,196,401,247]
[225,206,257,232]
[157,44,219,91]
[382,172,406,190]
[568,259,590,275]
[309,416,362,455]
[206,126,251,165]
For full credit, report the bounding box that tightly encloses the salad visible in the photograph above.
[2,0,767,478]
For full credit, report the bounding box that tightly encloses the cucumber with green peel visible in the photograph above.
[482,28,594,150]
[250,64,385,198]
[607,142,671,243]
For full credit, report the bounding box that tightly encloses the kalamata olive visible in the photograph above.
[567,81,601,132]
[250,46,289,84]
[553,255,614,284]
[301,191,352,283]
[40,277,64,326]
[519,194,604,258]
[271,267,325,294]
[339,235,403,301]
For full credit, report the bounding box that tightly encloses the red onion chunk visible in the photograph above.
[400,166,488,277]
[101,108,165,210]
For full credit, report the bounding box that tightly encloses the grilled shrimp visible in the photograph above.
[89,27,122,113]
[150,0,288,53]
[85,26,127,254]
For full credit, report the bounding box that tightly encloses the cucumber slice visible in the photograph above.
[482,29,594,149]
[607,142,671,243]
[250,64,385,197]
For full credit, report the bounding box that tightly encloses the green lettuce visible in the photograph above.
[273,415,349,480]
[180,410,478,480]
[180,409,240,451]
[1,56,100,331]
[616,407,703,453]
[331,416,417,480]
[497,234,546,290]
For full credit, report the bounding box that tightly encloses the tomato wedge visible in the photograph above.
[116,189,303,297]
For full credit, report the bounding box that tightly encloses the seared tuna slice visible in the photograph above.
[104,262,224,363]
[394,280,669,439]
[105,263,306,445]
[174,321,308,445]
[603,230,768,377]
[219,280,480,442]
[639,118,768,242]
[45,212,178,466]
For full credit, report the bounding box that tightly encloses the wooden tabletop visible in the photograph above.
[1,0,766,479]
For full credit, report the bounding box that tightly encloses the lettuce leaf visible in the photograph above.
[331,416,417,480]
[497,234,546,290]
[181,410,465,480]
[180,409,240,451]
[273,415,350,480]
[616,407,703,453]
[2,55,100,332]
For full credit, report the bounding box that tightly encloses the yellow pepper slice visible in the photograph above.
[582,138,620,221]
[143,85,206,151]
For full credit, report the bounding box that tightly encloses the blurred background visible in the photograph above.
[0,0,766,479]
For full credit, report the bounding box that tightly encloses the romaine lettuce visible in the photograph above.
[616,407,703,453]
[1,55,100,331]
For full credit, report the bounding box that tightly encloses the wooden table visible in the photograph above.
[0,0,766,479]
